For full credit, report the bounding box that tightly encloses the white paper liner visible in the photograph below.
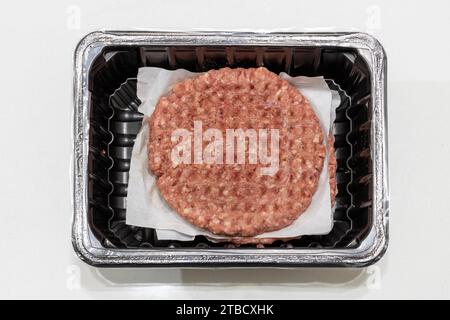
[126,67,339,241]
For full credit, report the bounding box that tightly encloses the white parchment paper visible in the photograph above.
[126,67,338,240]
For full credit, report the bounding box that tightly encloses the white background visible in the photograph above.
[0,0,449,299]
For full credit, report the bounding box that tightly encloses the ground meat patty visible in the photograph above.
[148,67,326,237]
[228,133,337,245]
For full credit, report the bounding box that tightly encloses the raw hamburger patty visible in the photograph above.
[148,67,326,237]
[226,134,337,245]
[224,134,336,245]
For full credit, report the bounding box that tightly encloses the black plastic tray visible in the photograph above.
[87,45,372,249]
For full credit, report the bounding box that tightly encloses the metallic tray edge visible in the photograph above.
[72,31,388,267]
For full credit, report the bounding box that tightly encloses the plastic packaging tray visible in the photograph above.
[72,31,388,267]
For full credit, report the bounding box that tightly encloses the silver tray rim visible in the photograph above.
[72,31,388,268]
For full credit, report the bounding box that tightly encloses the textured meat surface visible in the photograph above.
[212,132,337,245]
[229,140,336,245]
[222,132,337,244]
[148,67,325,237]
